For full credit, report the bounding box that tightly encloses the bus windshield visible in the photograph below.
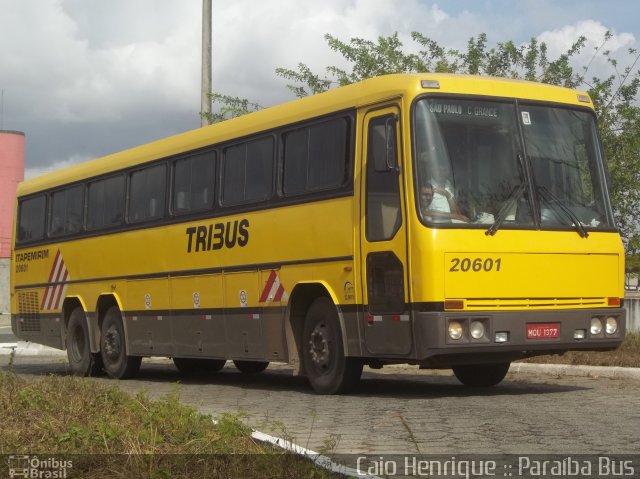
[414,97,614,231]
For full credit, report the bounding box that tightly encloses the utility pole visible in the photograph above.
[201,0,212,126]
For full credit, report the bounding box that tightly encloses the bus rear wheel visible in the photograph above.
[100,306,141,379]
[452,362,511,387]
[302,297,362,394]
[66,307,103,377]
[233,360,269,374]
[173,357,226,375]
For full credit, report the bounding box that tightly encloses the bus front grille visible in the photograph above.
[461,297,609,311]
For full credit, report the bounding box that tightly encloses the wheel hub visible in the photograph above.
[103,326,122,361]
[309,323,330,368]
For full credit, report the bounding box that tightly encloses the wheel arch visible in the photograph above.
[286,281,347,376]
[62,296,87,350]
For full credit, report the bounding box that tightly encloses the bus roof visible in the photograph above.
[18,73,593,196]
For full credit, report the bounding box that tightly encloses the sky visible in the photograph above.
[0,0,639,178]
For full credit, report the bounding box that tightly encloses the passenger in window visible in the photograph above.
[66,214,81,233]
[423,154,469,222]
[51,216,64,234]
[430,159,455,201]
[419,183,467,222]
[18,226,29,241]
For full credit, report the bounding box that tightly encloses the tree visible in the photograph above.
[274,32,593,95]
[205,32,640,250]
[201,93,263,123]
[626,253,640,274]
[587,52,640,251]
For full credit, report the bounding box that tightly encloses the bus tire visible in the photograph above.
[66,307,103,377]
[233,360,269,374]
[173,357,226,375]
[302,297,362,394]
[100,306,141,379]
[452,362,511,387]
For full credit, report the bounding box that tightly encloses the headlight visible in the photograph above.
[605,317,618,335]
[448,321,463,340]
[590,317,603,335]
[470,320,485,340]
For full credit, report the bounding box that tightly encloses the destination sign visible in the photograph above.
[427,101,500,119]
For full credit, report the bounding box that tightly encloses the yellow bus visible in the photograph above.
[11,74,625,394]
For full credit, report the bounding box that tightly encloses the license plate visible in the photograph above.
[527,323,560,339]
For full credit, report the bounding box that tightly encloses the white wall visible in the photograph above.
[624,293,640,333]
[0,258,9,314]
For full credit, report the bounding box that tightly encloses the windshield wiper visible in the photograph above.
[487,154,530,236]
[537,186,589,238]
[486,182,528,236]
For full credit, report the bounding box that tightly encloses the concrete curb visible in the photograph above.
[0,342,67,356]
[509,362,640,381]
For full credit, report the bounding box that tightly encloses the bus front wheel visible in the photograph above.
[302,297,362,394]
[66,307,103,377]
[452,362,511,387]
[100,306,141,379]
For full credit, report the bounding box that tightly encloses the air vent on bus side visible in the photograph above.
[17,291,41,332]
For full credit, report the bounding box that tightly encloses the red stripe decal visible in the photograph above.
[41,250,61,309]
[41,288,51,310]
[52,270,69,310]
[46,258,66,310]
[273,284,286,302]
[259,270,277,303]
[46,250,61,283]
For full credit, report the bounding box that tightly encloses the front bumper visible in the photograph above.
[412,307,625,367]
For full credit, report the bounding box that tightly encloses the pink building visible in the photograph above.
[0,130,25,258]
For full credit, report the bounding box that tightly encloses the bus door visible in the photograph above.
[360,106,412,355]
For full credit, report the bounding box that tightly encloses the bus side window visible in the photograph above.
[49,185,83,237]
[17,195,46,242]
[172,152,216,214]
[128,164,166,223]
[283,117,349,196]
[222,137,274,206]
[87,175,125,230]
[366,115,401,241]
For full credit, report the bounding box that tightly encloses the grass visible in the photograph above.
[0,372,340,479]
[520,331,640,367]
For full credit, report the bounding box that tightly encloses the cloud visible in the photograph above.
[210,0,471,104]
[1,0,200,124]
[25,156,88,180]
[0,0,637,171]
[3,0,468,134]
[537,20,637,79]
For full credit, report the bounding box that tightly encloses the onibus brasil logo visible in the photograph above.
[7,455,72,478]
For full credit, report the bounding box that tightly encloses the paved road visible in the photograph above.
[3,351,639,456]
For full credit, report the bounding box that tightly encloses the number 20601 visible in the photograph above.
[449,257,502,272]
